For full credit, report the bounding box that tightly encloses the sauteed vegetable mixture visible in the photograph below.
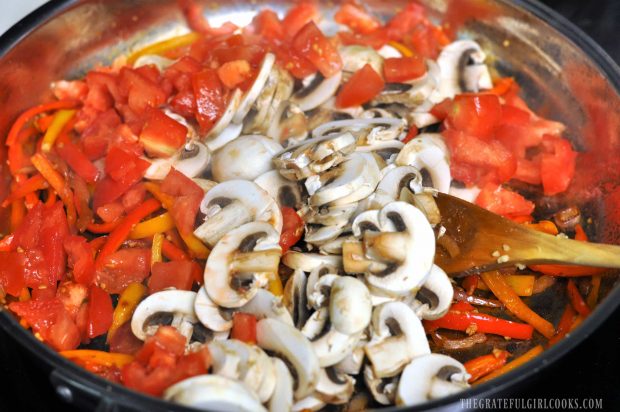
[0,0,601,410]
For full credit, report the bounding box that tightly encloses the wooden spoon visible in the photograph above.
[433,192,620,275]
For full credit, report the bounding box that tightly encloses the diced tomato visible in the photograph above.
[430,98,453,120]
[540,135,577,196]
[253,9,284,40]
[53,80,89,101]
[97,202,125,223]
[513,157,541,185]
[212,43,266,67]
[95,248,151,294]
[385,2,427,41]
[338,29,389,49]
[447,94,502,140]
[56,139,100,184]
[500,104,530,125]
[121,326,209,396]
[87,285,114,339]
[64,235,95,285]
[475,183,535,218]
[335,3,381,34]
[231,312,257,344]
[121,183,147,213]
[118,67,168,114]
[148,261,195,294]
[192,69,225,134]
[272,45,317,79]
[279,207,304,253]
[139,107,188,158]
[80,109,122,160]
[160,168,204,236]
[108,321,144,355]
[383,56,427,83]
[282,1,319,39]
[9,298,80,351]
[217,60,252,89]
[0,252,27,296]
[406,23,450,59]
[164,56,202,93]
[336,63,384,108]
[169,90,197,118]
[292,22,343,78]
[94,147,150,209]
[56,281,89,320]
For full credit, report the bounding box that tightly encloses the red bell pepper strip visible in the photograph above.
[30,153,77,228]
[464,349,510,383]
[87,219,122,234]
[548,304,576,346]
[6,100,79,146]
[480,271,555,339]
[95,198,161,268]
[423,303,534,340]
[462,275,479,295]
[566,279,591,317]
[161,238,190,261]
[231,312,257,344]
[7,126,37,175]
[474,345,543,385]
[2,174,48,207]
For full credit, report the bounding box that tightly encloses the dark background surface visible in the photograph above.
[0,1,619,411]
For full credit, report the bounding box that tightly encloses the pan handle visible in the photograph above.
[49,367,119,412]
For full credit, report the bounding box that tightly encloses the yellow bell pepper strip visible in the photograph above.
[94,198,161,269]
[129,212,175,239]
[40,109,76,152]
[144,182,210,259]
[480,271,555,339]
[30,153,77,228]
[126,32,201,65]
[151,232,164,265]
[474,345,543,385]
[388,40,414,57]
[60,349,134,368]
[477,274,535,297]
[5,99,79,147]
[464,349,510,383]
[107,282,147,343]
[268,273,284,297]
[566,279,591,317]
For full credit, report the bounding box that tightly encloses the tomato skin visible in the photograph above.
[148,261,195,294]
[108,321,144,355]
[279,207,304,253]
[385,2,427,41]
[87,285,114,339]
[475,183,535,218]
[217,60,252,89]
[118,67,168,115]
[335,3,381,34]
[253,9,284,40]
[192,69,225,134]
[94,148,150,210]
[0,251,27,296]
[447,94,502,140]
[231,312,258,344]
[56,139,100,184]
[338,29,388,49]
[282,1,319,39]
[336,63,384,108]
[95,248,151,294]
[139,107,188,158]
[80,109,122,160]
[383,56,427,83]
[161,168,204,236]
[64,235,95,285]
[540,135,577,196]
[292,22,343,78]
[272,45,317,79]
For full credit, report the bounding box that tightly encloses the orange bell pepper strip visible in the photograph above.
[477,274,535,297]
[480,271,555,339]
[474,345,543,385]
[2,174,48,207]
[6,100,80,146]
[30,153,77,228]
[60,349,134,368]
[548,304,576,346]
[464,349,510,383]
[129,212,175,239]
[587,275,601,309]
[566,279,591,317]
[107,282,147,343]
[523,220,558,235]
[126,32,201,65]
[95,198,161,268]
[40,109,76,152]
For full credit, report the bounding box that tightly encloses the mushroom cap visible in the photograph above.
[396,354,469,406]
[239,289,294,326]
[164,374,267,412]
[194,287,232,332]
[340,45,384,81]
[204,221,281,308]
[254,170,304,210]
[269,357,295,412]
[283,269,309,329]
[204,88,243,148]
[212,135,283,182]
[144,141,211,181]
[282,251,342,272]
[131,290,197,341]
[408,264,453,320]
[315,367,355,405]
[395,133,451,193]
[329,276,372,335]
[292,71,343,112]
[436,39,492,99]
[256,318,321,400]
[233,52,276,124]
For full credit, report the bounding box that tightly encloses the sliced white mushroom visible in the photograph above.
[194,287,233,332]
[283,269,309,329]
[269,357,294,412]
[256,318,321,400]
[292,71,343,112]
[192,177,218,193]
[364,301,431,378]
[360,165,423,210]
[449,184,481,203]
[204,122,243,153]
[333,337,365,375]
[305,264,339,310]
[312,117,405,145]
[239,289,294,325]
[436,39,493,99]
[255,170,304,209]
[244,66,294,136]
[212,135,283,182]
[377,44,402,59]
[363,365,399,405]
[144,141,211,180]
[292,395,326,412]
[303,224,347,247]
[234,52,276,124]
[164,375,267,412]
[131,290,197,342]
[329,276,372,335]
[266,101,308,145]
[396,354,470,406]
[315,367,355,405]
[340,45,384,82]
[302,308,361,368]
[305,203,358,227]
[204,222,281,308]
[203,89,243,150]
[405,264,453,320]
[345,202,435,296]
[282,251,342,272]
[195,180,282,247]
[395,133,451,193]
[373,60,439,107]
[133,54,174,70]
